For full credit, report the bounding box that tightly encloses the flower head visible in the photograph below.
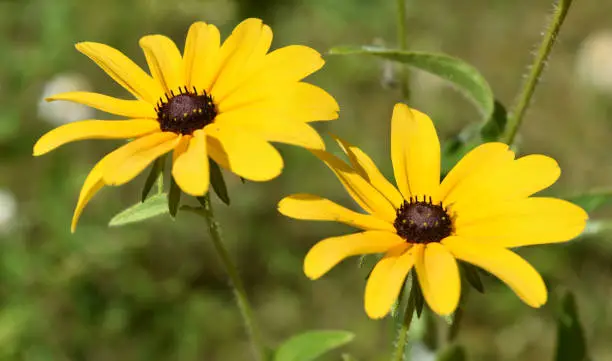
[33,19,338,232]
[278,103,587,318]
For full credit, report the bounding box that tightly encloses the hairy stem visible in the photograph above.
[501,0,574,145]
[200,194,267,361]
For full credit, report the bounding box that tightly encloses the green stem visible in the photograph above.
[501,0,574,145]
[391,277,416,361]
[396,0,410,101]
[200,194,268,361]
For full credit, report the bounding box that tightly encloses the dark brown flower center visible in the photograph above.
[393,196,453,243]
[155,87,217,135]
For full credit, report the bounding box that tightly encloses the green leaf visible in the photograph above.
[274,330,355,361]
[480,100,508,142]
[210,160,230,205]
[460,263,484,293]
[329,46,494,121]
[168,177,181,218]
[437,344,467,361]
[109,193,169,227]
[412,271,425,318]
[564,188,612,213]
[554,292,589,361]
[341,354,358,361]
[141,156,165,202]
[440,123,482,175]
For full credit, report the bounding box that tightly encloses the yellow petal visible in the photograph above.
[75,42,163,104]
[102,132,179,185]
[310,149,397,223]
[212,22,273,102]
[206,123,283,181]
[217,46,324,110]
[46,92,157,118]
[304,231,405,279]
[172,130,210,196]
[139,35,185,94]
[445,154,560,210]
[278,194,395,232]
[33,119,160,156]
[364,245,415,319]
[334,135,404,208]
[183,22,221,92]
[218,82,339,123]
[391,104,441,202]
[71,154,112,233]
[443,236,547,307]
[257,45,324,82]
[439,142,514,201]
[214,109,325,150]
[414,243,460,315]
[455,197,588,248]
[173,135,191,163]
[210,18,266,100]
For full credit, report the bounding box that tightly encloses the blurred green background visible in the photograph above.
[1,0,612,360]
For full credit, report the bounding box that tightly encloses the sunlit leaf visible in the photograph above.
[210,160,230,205]
[554,292,590,361]
[274,330,355,361]
[329,46,494,121]
[437,344,467,361]
[168,177,181,218]
[109,193,169,227]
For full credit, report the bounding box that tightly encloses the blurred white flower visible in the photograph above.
[38,73,95,125]
[575,30,612,95]
[0,189,17,233]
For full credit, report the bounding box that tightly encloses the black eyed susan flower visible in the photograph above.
[33,18,339,232]
[278,103,588,319]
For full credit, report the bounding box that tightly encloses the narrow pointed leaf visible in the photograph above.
[554,292,589,361]
[460,263,485,293]
[329,46,494,121]
[210,159,230,205]
[109,193,169,226]
[274,330,355,361]
[141,156,165,201]
[168,177,181,217]
[412,271,425,318]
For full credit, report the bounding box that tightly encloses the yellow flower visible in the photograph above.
[278,103,587,318]
[33,19,338,232]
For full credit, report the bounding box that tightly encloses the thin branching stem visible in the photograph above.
[200,193,267,361]
[502,0,574,145]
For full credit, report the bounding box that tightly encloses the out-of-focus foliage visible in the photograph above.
[2,0,612,360]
